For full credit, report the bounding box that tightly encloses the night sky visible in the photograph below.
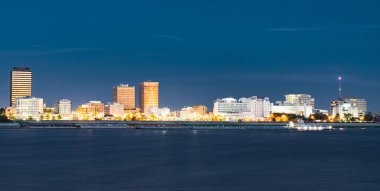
[0,0,379,111]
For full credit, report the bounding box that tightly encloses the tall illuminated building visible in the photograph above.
[139,82,159,113]
[10,67,32,107]
[113,84,135,109]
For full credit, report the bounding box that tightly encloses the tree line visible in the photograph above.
[0,108,11,122]
[270,112,375,123]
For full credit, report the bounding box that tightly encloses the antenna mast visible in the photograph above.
[338,76,342,98]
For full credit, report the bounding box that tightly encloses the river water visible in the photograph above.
[0,127,379,191]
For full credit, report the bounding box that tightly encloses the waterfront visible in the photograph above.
[1,127,380,191]
[2,121,380,129]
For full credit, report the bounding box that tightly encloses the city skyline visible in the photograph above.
[1,2,380,191]
[0,1,379,111]
[0,66,377,112]
[0,65,371,121]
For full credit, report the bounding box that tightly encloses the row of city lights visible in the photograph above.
[5,67,371,122]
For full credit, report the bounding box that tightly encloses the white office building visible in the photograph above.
[146,106,171,117]
[284,94,315,108]
[213,98,249,121]
[331,97,367,118]
[272,94,315,117]
[213,97,271,121]
[54,99,72,115]
[15,97,44,120]
[272,105,314,117]
[240,96,271,120]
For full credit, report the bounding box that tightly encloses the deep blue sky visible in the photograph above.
[0,0,379,111]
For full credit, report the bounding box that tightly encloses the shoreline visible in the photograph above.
[1,121,379,128]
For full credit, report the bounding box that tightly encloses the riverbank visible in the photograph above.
[1,121,379,128]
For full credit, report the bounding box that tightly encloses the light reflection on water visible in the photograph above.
[0,127,379,190]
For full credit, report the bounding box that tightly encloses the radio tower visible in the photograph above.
[338,76,342,98]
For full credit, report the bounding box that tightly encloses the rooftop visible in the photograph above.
[12,67,32,72]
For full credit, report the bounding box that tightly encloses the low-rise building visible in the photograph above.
[178,107,197,120]
[54,99,72,115]
[240,96,271,120]
[272,94,315,117]
[192,105,208,115]
[213,98,250,121]
[213,97,270,121]
[146,106,170,117]
[272,104,313,117]
[331,97,367,118]
[177,105,209,120]
[105,102,125,117]
[14,97,44,120]
[284,94,315,109]
[76,101,105,120]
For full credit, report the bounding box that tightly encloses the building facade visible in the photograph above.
[139,82,159,113]
[54,99,72,115]
[113,84,135,109]
[213,98,248,114]
[178,105,208,120]
[146,107,171,117]
[272,105,314,117]
[213,97,268,121]
[284,94,315,108]
[192,105,208,115]
[105,102,125,116]
[10,67,32,107]
[240,96,271,120]
[14,97,43,120]
[178,107,195,120]
[76,101,105,119]
[331,97,367,118]
[272,94,315,117]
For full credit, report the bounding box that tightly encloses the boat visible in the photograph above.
[286,121,333,131]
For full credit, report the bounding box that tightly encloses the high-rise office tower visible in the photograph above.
[113,84,135,109]
[139,82,159,113]
[10,67,32,107]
